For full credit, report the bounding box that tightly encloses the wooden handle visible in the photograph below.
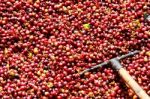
[118,68,150,99]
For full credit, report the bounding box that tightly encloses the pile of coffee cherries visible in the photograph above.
[0,0,149,98]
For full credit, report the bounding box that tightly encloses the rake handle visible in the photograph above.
[118,68,150,99]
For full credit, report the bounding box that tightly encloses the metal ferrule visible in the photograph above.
[110,58,122,70]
